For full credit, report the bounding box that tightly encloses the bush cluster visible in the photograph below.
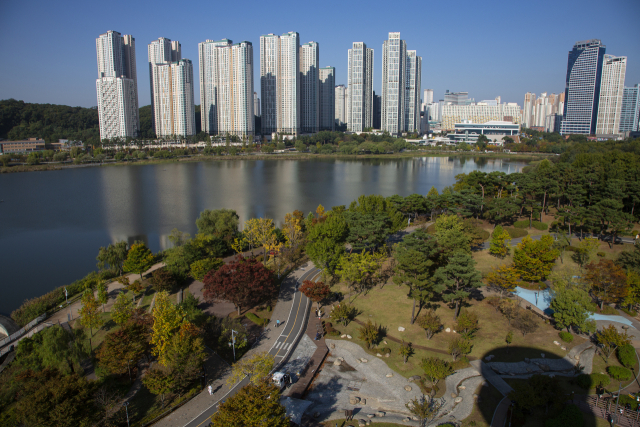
[575,373,610,389]
[513,220,549,231]
[245,312,268,327]
[596,252,606,257]
[323,321,340,336]
[607,365,632,380]
[558,331,573,343]
[504,227,528,239]
[617,344,637,368]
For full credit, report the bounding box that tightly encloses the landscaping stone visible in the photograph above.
[349,396,361,404]
[361,358,368,363]
[386,373,393,377]
[341,334,347,338]
[445,327,451,332]
[376,353,382,357]
[334,359,342,366]
[459,385,466,390]
[404,385,412,391]
[554,341,559,345]
[367,414,374,418]
[409,375,421,382]
[347,335,352,339]
[362,398,366,405]
[561,346,567,351]
[384,353,390,357]
[451,393,457,398]
[376,411,385,417]
[358,419,366,426]
[398,326,405,332]
[383,340,387,344]
[366,421,371,426]
[541,353,545,358]
[330,343,335,349]
[455,397,463,403]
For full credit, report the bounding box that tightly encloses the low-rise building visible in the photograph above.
[447,121,520,145]
[0,138,46,154]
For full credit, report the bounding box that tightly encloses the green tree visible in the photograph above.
[96,282,108,313]
[455,309,479,339]
[211,380,290,427]
[143,367,175,406]
[344,211,391,251]
[398,340,414,364]
[506,330,513,353]
[421,357,453,389]
[111,292,135,325]
[123,242,155,281]
[190,258,224,281]
[357,320,381,349]
[434,214,472,259]
[512,235,559,286]
[164,323,207,390]
[227,352,274,386]
[79,290,101,350]
[489,225,511,258]
[550,286,596,333]
[330,303,358,326]
[151,291,186,366]
[15,325,88,374]
[336,251,385,299]
[405,395,442,427]
[433,251,483,318]
[596,324,631,362]
[393,228,440,324]
[417,310,442,340]
[447,336,472,361]
[96,241,128,275]
[305,212,348,276]
[196,208,239,241]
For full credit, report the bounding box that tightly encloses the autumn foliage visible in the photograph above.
[299,280,331,310]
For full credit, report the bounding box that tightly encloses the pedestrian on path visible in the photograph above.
[276,319,280,328]
[208,385,212,396]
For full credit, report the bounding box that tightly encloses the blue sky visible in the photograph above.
[1,0,638,109]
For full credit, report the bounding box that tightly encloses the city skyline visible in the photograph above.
[1,0,638,109]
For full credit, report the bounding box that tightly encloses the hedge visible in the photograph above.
[559,331,573,343]
[513,220,549,231]
[607,365,632,380]
[576,373,610,389]
[245,312,268,327]
[617,344,637,368]
[621,307,638,317]
[504,227,528,239]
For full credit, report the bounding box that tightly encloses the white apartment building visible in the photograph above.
[199,39,254,138]
[254,92,260,117]
[149,37,182,135]
[423,89,433,106]
[405,50,422,133]
[522,92,564,131]
[96,31,139,140]
[347,42,374,132]
[151,59,195,137]
[301,42,319,133]
[441,103,521,131]
[319,67,335,131]
[381,32,406,135]
[596,55,627,135]
[335,84,346,126]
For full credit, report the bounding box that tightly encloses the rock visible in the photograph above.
[398,326,405,332]
[453,330,457,333]
[451,393,457,398]
[357,359,361,363]
[361,358,368,363]
[341,334,347,338]
[526,368,533,373]
[412,416,419,420]
[455,397,463,403]
[575,354,580,360]
[561,346,567,351]
[404,385,412,391]
[385,353,390,358]
[409,375,421,382]
[339,357,344,361]
[334,359,342,366]
[554,340,559,345]
[366,421,371,426]
[484,355,494,361]
[349,396,361,404]
[358,419,366,426]
[541,353,545,358]
[386,373,394,377]
[330,343,335,349]
[376,411,385,417]
[347,335,352,339]
[403,418,410,423]
[509,372,515,376]
[540,364,550,372]
[383,340,388,344]
[445,327,451,333]
[376,353,382,357]
[459,385,466,390]
[362,398,366,405]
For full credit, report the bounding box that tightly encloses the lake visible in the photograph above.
[0,156,528,315]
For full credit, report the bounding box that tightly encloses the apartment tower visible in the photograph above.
[335,84,346,127]
[347,42,374,132]
[300,42,319,133]
[620,84,640,133]
[381,32,406,135]
[150,59,196,136]
[148,37,184,135]
[596,55,627,135]
[405,50,422,133]
[319,67,335,131]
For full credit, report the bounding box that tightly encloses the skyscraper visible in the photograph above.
[620,84,640,133]
[199,39,255,138]
[148,37,182,135]
[254,92,261,117]
[596,55,626,135]
[150,59,195,137]
[560,39,606,135]
[373,91,381,130]
[95,31,140,140]
[300,42,319,133]
[319,67,335,131]
[423,89,433,105]
[523,92,536,128]
[334,84,346,127]
[260,32,301,136]
[405,50,422,133]
[381,32,406,135]
[347,42,373,132]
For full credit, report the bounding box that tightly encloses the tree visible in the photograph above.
[96,282,109,313]
[344,211,391,251]
[485,265,520,299]
[244,218,275,260]
[398,340,414,364]
[421,357,453,389]
[305,213,348,276]
[15,325,87,374]
[433,251,483,318]
[196,208,239,241]
[330,303,358,326]
[211,380,290,427]
[143,367,175,407]
[596,324,631,362]
[434,214,472,258]
[417,310,442,340]
[393,228,440,324]
[623,271,640,311]
[618,244,640,274]
[163,322,207,391]
[455,310,479,339]
[357,320,381,349]
[512,310,539,337]
[550,286,596,333]
[151,268,178,293]
[96,241,128,275]
[151,291,185,366]
[585,259,628,309]
[97,321,148,376]
[489,225,511,258]
[406,395,442,427]
[336,251,385,300]
[202,256,275,315]
[282,210,305,250]
[573,237,600,268]
[448,337,472,361]
[499,298,520,325]
[505,330,513,353]
[227,352,274,386]
[512,235,559,286]
[591,198,633,248]
[299,280,331,311]
[190,258,224,281]
[111,292,135,325]
[79,290,101,351]
[123,242,155,280]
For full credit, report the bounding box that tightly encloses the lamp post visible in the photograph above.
[124,401,130,427]
[229,329,237,362]
[534,291,538,306]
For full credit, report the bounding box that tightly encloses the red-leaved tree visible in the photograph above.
[202,256,275,315]
[299,280,331,311]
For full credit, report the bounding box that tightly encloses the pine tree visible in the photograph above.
[433,251,483,318]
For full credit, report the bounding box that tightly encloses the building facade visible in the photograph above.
[319,67,335,131]
[254,92,261,117]
[596,55,627,135]
[199,39,255,138]
[423,89,433,106]
[150,59,196,137]
[95,31,139,140]
[405,50,422,133]
[620,84,640,133]
[148,37,182,135]
[560,39,606,135]
[381,32,406,134]
[300,42,319,133]
[373,91,381,130]
[441,103,521,131]
[347,42,374,132]
[334,84,346,127]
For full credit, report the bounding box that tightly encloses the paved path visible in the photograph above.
[155,263,320,427]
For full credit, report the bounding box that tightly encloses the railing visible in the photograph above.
[0,315,53,357]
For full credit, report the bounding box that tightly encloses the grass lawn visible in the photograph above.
[473,249,512,276]
[71,311,121,351]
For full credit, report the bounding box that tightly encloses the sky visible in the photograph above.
[0,0,639,109]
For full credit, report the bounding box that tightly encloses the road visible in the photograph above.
[183,267,320,427]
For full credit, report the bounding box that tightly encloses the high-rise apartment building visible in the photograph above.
[620,84,640,133]
[300,42,319,133]
[260,32,301,136]
[334,84,346,127]
[381,32,406,134]
[254,92,261,117]
[319,67,335,131]
[405,50,422,133]
[373,92,381,130]
[596,55,627,135]
[522,92,565,131]
[199,39,255,138]
[423,89,433,105]
[148,37,183,135]
[95,31,140,140]
[151,59,195,137]
[347,42,374,132]
[560,39,606,135]
[444,91,470,105]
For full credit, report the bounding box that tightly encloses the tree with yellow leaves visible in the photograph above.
[151,291,186,366]
[79,289,102,351]
[336,251,386,301]
[485,265,520,299]
[264,232,284,277]
[227,352,274,386]
[244,218,275,260]
[282,211,305,249]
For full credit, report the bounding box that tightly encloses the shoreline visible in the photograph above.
[0,150,546,174]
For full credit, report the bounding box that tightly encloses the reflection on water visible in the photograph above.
[0,156,527,314]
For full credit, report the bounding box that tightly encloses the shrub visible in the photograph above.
[559,331,573,343]
[245,312,267,327]
[617,344,637,368]
[607,365,632,380]
[618,394,639,410]
[544,404,584,427]
[599,306,618,315]
[357,320,381,349]
[379,347,391,355]
[513,220,548,230]
[591,373,611,387]
[621,307,637,317]
[565,245,579,252]
[596,252,605,257]
[575,373,610,389]
[504,227,528,239]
